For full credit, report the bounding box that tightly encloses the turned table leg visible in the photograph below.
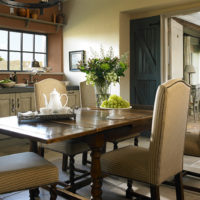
[90,146,103,200]
[86,134,104,200]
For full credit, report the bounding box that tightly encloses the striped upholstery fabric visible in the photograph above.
[184,131,200,157]
[0,152,58,194]
[101,79,190,185]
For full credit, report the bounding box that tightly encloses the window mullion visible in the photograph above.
[33,34,35,61]
[8,31,10,71]
[21,32,23,71]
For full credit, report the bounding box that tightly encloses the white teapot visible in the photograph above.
[43,88,68,113]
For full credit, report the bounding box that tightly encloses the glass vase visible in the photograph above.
[94,83,110,107]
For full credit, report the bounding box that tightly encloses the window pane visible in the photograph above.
[10,52,20,71]
[23,53,33,71]
[0,30,8,50]
[23,33,33,51]
[0,51,8,70]
[10,32,21,51]
[35,35,46,53]
[35,54,46,68]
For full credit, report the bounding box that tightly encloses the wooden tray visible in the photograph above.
[17,112,76,123]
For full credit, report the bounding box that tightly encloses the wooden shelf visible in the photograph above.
[0,13,64,32]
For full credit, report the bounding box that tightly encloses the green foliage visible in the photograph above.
[0,79,12,83]
[78,47,128,86]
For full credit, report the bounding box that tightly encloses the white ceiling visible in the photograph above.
[176,12,200,26]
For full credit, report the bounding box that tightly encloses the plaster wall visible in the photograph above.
[63,0,200,100]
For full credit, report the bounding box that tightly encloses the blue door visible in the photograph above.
[130,16,161,106]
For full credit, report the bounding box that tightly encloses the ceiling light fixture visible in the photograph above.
[0,0,62,15]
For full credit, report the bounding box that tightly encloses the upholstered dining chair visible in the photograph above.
[35,78,90,192]
[79,81,142,165]
[101,79,190,200]
[0,152,58,200]
[183,130,200,184]
[80,81,96,108]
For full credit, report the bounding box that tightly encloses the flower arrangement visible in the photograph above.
[78,47,128,87]
[78,47,128,107]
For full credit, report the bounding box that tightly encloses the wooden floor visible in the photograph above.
[0,115,200,200]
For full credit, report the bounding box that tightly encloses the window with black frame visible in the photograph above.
[0,29,47,72]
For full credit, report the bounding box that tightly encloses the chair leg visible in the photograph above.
[29,188,39,200]
[113,142,118,150]
[82,151,88,165]
[50,184,57,200]
[62,153,68,171]
[150,185,160,200]
[126,179,134,199]
[69,155,76,192]
[102,143,106,153]
[134,137,139,146]
[38,146,44,157]
[62,154,68,171]
[175,172,184,200]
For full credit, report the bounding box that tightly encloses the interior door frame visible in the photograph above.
[119,3,200,101]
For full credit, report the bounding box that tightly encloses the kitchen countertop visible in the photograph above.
[0,85,79,94]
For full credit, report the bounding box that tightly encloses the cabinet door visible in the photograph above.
[15,92,35,113]
[67,90,80,108]
[0,93,15,117]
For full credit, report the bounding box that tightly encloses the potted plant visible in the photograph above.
[78,47,128,107]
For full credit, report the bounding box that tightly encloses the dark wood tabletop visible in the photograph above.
[0,108,152,142]
[0,108,153,200]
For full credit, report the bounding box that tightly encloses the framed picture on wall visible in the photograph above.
[69,50,85,71]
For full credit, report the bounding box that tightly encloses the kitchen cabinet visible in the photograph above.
[0,92,35,117]
[0,93,15,117]
[67,90,80,108]
[0,92,35,139]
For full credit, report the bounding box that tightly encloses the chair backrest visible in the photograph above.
[80,81,96,108]
[34,78,67,111]
[149,79,190,184]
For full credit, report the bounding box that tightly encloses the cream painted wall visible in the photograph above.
[63,0,200,101]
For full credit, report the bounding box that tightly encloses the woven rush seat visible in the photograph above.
[184,131,200,157]
[0,152,58,195]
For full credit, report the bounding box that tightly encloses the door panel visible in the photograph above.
[130,16,161,106]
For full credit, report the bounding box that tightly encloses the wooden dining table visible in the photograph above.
[0,108,152,200]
